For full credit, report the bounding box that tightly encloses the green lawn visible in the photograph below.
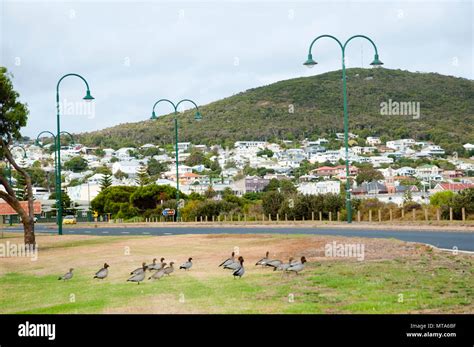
[1,250,472,314]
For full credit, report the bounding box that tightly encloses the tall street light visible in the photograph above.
[35,131,75,228]
[303,34,383,223]
[56,73,94,235]
[150,99,202,221]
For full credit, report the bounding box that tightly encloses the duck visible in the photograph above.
[58,268,74,281]
[233,256,245,279]
[94,263,109,279]
[223,259,241,271]
[180,258,193,271]
[275,257,294,271]
[219,252,235,267]
[127,263,147,284]
[255,251,270,266]
[265,258,282,270]
[130,262,148,275]
[163,262,175,276]
[148,263,167,280]
[147,258,165,271]
[286,256,307,275]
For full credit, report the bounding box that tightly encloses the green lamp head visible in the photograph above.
[83,90,95,101]
[194,111,202,121]
[303,53,317,68]
[370,54,384,67]
[150,111,157,120]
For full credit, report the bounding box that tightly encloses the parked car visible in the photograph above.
[63,215,77,225]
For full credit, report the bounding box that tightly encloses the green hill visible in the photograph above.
[78,68,474,154]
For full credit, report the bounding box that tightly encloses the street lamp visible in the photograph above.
[150,99,202,221]
[303,34,383,223]
[4,145,27,225]
[56,73,94,235]
[35,131,75,228]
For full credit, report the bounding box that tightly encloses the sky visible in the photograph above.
[1,0,472,138]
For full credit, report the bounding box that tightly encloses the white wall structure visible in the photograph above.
[297,181,341,195]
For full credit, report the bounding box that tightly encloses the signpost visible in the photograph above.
[162,208,176,217]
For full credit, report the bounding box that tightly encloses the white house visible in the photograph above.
[366,137,381,146]
[297,181,340,195]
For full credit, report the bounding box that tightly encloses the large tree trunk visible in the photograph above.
[23,216,35,246]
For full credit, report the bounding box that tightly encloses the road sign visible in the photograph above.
[162,208,175,217]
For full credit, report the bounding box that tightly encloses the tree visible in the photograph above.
[91,186,137,218]
[135,164,151,186]
[257,148,274,157]
[430,191,455,207]
[64,156,88,172]
[147,158,167,176]
[262,191,284,218]
[185,150,207,167]
[99,172,113,191]
[355,167,384,185]
[114,169,128,180]
[0,67,35,245]
[130,184,178,212]
[49,191,75,216]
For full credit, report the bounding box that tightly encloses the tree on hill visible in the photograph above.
[356,166,384,185]
[64,156,88,172]
[135,164,151,186]
[0,67,35,245]
[99,172,113,191]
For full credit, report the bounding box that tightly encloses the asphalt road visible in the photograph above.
[3,224,474,252]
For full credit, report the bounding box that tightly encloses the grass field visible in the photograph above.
[0,232,473,314]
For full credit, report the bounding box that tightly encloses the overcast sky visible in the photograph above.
[1,0,472,138]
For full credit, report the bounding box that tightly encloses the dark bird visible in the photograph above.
[233,256,245,279]
[275,257,295,271]
[149,263,167,280]
[255,251,270,266]
[163,262,175,276]
[219,252,235,267]
[94,263,109,279]
[286,256,307,275]
[127,263,147,284]
[131,262,148,275]
[58,268,74,281]
[180,258,193,270]
[147,257,165,271]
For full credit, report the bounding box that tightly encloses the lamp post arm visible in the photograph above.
[56,73,91,97]
[152,99,177,115]
[343,35,379,55]
[36,131,56,145]
[308,34,344,55]
[175,99,200,114]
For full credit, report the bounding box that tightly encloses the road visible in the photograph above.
[3,224,474,252]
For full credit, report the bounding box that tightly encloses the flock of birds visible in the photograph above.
[58,251,307,285]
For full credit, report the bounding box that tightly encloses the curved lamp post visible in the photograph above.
[303,34,383,223]
[150,99,202,221]
[56,73,94,235]
[5,145,27,226]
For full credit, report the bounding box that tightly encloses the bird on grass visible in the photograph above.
[286,256,307,275]
[94,263,109,280]
[163,262,175,276]
[58,268,74,281]
[149,263,167,280]
[219,252,235,268]
[147,258,165,271]
[265,258,282,270]
[127,263,147,284]
[130,262,148,275]
[233,257,245,279]
[275,257,294,271]
[255,251,270,267]
[180,258,193,271]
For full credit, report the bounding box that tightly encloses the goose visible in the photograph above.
[127,263,147,284]
[147,258,165,271]
[265,258,282,269]
[163,262,175,276]
[148,263,167,280]
[58,268,74,281]
[130,262,148,275]
[275,257,294,271]
[180,258,193,271]
[219,252,235,267]
[255,251,270,266]
[223,260,241,271]
[286,256,307,275]
[94,263,109,279]
[233,257,245,279]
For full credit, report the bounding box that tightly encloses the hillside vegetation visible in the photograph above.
[78,68,474,153]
